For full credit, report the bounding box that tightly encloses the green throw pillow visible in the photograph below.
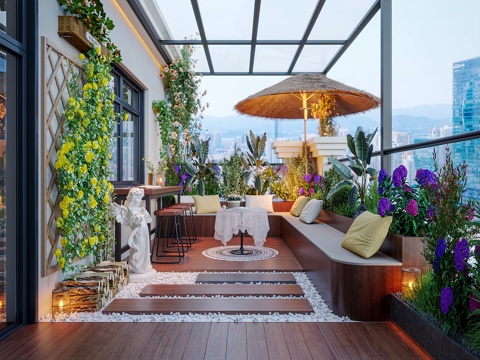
[341,211,392,258]
[290,196,310,216]
[192,195,221,214]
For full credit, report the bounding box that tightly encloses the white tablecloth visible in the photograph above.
[214,207,270,247]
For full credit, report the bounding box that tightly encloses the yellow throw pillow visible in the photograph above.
[341,211,392,258]
[192,195,221,214]
[290,196,310,217]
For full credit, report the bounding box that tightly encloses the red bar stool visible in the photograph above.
[151,207,185,264]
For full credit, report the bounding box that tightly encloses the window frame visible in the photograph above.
[110,65,145,186]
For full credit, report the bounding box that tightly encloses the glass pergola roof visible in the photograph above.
[128,0,380,75]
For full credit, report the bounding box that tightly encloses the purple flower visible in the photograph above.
[433,258,440,273]
[299,187,305,196]
[470,294,480,314]
[276,165,288,176]
[392,165,407,187]
[406,199,418,216]
[213,165,221,175]
[174,164,180,175]
[427,206,435,221]
[378,168,388,184]
[378,198,392,217]
[440,287,454,315]
[416,169,437,188]
[435,238,446,259]
[303,174,313,182]
[403,185,413,192]
[309,188,314,195]
[314,175,322,183]
[454,238,469,272]
[475,246,480,254]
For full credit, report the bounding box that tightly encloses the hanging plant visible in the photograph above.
[57,0,121,62]
[54,47,124,275]
[311,94,338,137]
[152,42,207,170]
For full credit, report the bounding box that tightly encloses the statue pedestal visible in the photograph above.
[128,268,157,283]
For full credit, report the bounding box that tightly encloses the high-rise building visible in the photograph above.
[452,56,480,200]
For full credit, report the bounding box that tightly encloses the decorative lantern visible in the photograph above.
[155,174,164,186]
[52,287,70,317]
[402,268,420,297]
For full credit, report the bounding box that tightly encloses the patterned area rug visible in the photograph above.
[202,246,278,261]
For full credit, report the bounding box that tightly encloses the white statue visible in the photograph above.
[111,187,156,279]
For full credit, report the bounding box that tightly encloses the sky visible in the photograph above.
[154,0,480,118]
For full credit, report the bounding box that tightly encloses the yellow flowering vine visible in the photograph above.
[55,46,120,274]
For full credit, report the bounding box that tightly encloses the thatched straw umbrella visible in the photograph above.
[235,73,380,172]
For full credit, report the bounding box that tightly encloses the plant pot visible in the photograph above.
[227,200,241,208]
[390,294,478,359]
[58,16,108,56]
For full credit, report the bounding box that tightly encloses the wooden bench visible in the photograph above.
[190,207,402,321]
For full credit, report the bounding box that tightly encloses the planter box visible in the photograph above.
[58,16,108,56]
[317,209,353,234]
[390,294,478,360]
[381,233,429,273]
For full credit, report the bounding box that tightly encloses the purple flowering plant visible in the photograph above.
[416,148,480,336]
[377,165,434,236]
[299,173,324,197]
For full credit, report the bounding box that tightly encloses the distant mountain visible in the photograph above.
[201,103,454,140]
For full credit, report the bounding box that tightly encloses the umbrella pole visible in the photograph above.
[302,94,308,174]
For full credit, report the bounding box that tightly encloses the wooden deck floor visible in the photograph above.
[0,236,431,359]
[151,236,303,272]
[0,322,430,359]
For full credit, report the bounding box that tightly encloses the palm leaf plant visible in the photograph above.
[240,130,267,195]
[327,126,377,208]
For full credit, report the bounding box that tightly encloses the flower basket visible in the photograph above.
[58,16,108,56]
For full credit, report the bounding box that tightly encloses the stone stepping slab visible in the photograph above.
[139,284,304,297]
[102,298,313,315]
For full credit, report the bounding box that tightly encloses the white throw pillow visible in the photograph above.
[299,199,324,224]
[244,195,274,213]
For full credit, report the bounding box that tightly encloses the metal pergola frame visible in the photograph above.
[128,0,380,76]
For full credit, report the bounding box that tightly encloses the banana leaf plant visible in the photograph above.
[326,126,377,207]
[240,130,267,195]
[183,138,216,196]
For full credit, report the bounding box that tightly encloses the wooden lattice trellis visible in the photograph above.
[41,37,84,276]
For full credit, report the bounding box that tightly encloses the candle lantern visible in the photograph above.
[52,287,70,317]
[155,174,164,186]
[402,268,420,297]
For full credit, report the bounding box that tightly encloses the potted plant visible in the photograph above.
[327,126,377,217]
[183,138,219,196]
[142,157,163,185]
[241,130,267,195]
[226,195,242,208]
[220,145,246,203]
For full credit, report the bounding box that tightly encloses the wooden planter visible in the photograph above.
[390,294,478,359]
[58,16,108,56]
[381,233,428,273]
[316,209,353,233]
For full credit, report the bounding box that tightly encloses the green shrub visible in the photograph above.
[284,153,314,200]
[365,178,380,214]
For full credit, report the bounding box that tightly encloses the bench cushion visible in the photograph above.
[341,211,392,258]
[277,213,400,266]
[299,199,323,224]
[290,196,310,216]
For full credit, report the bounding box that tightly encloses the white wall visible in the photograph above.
[37,0,167,318]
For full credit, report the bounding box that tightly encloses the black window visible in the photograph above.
[110,67,144,185]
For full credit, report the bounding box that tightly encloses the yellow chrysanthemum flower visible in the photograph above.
[78,53,85,61]
[103,194,110,204]
[90,177,98,186]
[55,217,64,229]
[77,190,84,199]
[103,78,109,86]
[58,257,65,269]
[92,141,99,149]
[85,151,94,163]
[90,199,97,208]
[95,46,101,55]
[96,186,101,195]
[61,238,67,247]
[68,97,75,106]
[62,209,69,218]
[78,109,84,118]
[80,164,88,174]
[94,225,100,232]
[55,249,61,257]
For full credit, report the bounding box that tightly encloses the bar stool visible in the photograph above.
[170,203,197,245]
[151,207,185,264]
